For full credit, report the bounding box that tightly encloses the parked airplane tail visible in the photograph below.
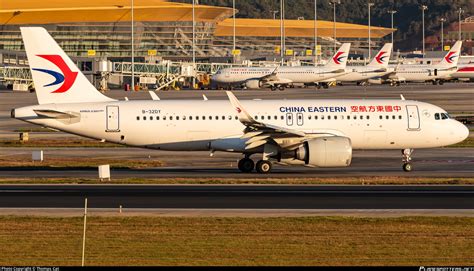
[325,43,351,69]
[367,43,393,68]
[21,27,115,105]
[435,41,463,68]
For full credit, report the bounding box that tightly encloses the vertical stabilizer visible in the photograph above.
[367,43,393,68]
[21,27,115,104]
[435,41,463,68]
[325,43,351,70]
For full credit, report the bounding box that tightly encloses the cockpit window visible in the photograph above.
[434,113,440,120]
[441,113,449,119]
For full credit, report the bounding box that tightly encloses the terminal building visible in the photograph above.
[0,0,394,89]
[1,0,394,61]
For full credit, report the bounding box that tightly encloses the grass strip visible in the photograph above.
[0,177,473,185]
[0,216,472,266]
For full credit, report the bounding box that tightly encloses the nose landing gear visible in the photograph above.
[402,149,414,172]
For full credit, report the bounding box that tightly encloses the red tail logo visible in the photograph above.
[332,52,347,65]
[32,55,78,93]
[444,52,458,64]
[375,51,387,64]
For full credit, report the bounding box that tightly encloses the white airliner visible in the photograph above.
[387,41,463,85]
[12,27,468,173]
[333,43,394,84]
[211,43,351,90]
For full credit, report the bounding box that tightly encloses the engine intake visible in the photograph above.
[245,79,263,89]
[294,136,352,167]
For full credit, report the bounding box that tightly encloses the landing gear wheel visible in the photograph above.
[238,158,254,173]
[256,160,272,174]
[323,84,329,89]
[279,86,285,91]
[439,80,444,85]
[403,163,413,172]
[401,149,414,172]
[271,86,277,91]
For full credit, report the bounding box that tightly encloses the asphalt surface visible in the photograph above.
[0,185,472,209]
[1,147,473,178]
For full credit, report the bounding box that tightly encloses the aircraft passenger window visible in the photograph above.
[334,116,337,120]
[163,116,166,120]
[183,116,186,120]
[209,116,212,120]
[216,116,219,120]
[176,116,179,120]
[321,116,325,120]
[170,116,173,120]
[196,116,199,120]
[386,116,389,120]
[222,116,225,120]
[367,116,370,120]
[189,116,193,120]
[308,116,312,120]
[202,116,206,120]
[392,115,396,120]
[143,116,147,120]
[281,116,284,120]
[314,116,318,120]
[156,116,160,120]
[399,116,402,119]
[255,116,258,120]
[341,116,344,120]
[379,116,383,120]
[136,116,139,120]
[274,116,277,120]
[268,116,271,120]
[347,115,350,119]
[235,116,238,120]
[228,116,232,120]
[150,116,153,120]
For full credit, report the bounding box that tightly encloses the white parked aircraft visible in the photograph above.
[387,41,463,85]
[211,43,351,90]
[333,43,394,84]
[12,27,468,173]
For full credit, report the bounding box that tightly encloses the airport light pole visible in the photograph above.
[232,0,236,58]
[314,0,318,65]
[192,0,196,87]
[458,8,464,41]
[280,0,285,64]
[440,18,446,50]
[387,10,396,57]
[131,0,134,89]
[331,0,340,53]
[421,5,428,56]
[368,2,374,60]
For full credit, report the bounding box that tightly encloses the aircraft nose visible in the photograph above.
[458,122,469,142]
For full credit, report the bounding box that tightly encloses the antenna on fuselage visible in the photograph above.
[203,94,208,101]
[400,94,405,100]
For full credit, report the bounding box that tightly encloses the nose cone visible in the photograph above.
[452,121,469,144]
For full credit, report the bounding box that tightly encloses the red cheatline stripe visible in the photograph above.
[458,67,474,72]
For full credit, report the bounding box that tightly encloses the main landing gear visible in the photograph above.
[237,156,272,174]
[402,148,414,172]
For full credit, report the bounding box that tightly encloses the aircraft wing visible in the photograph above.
[256,66,293,86]
[227,91,337,150]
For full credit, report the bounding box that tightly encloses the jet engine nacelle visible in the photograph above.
[367,78,383,85]
[245,79,263,89]
[292,137,352,167]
